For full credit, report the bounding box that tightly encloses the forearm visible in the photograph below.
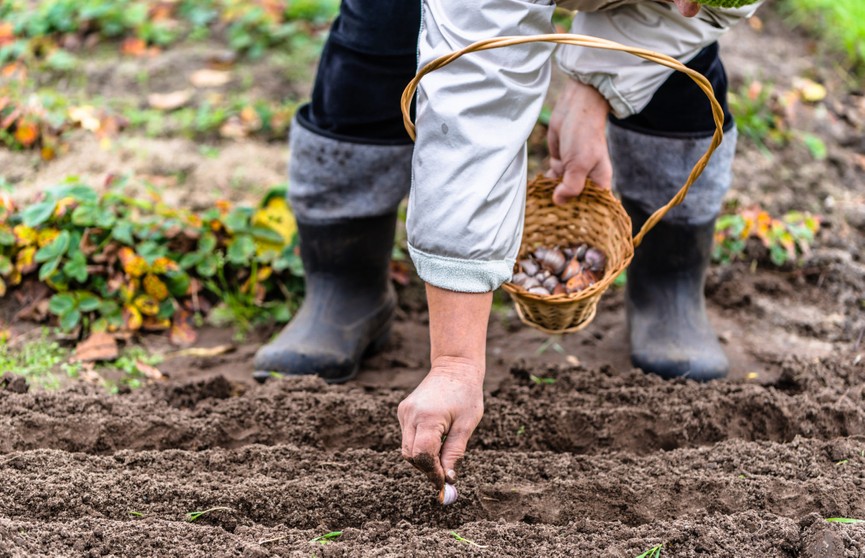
[426,285,492,373]
[407,0,556,293]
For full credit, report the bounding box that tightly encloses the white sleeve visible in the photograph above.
[407,0,557,293]
[556,2,763,118]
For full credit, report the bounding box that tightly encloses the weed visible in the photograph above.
[635,543,663,558]
[185,506,233,522]
[127,511,143,517]
[0,328,68,389]
[309,531,342,545]
[728,80,790,154]
[826,517,864,524]
[529,374,556,385]
[449,531,488,548]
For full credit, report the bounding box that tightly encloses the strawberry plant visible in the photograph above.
[0,176,303,342]
[713,207,821,266]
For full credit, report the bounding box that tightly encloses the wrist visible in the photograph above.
[429,356,485,382]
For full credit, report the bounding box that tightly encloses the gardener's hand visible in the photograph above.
[398,357,484,489]
[546,79,612,205]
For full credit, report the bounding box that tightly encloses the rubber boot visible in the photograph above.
[623,199,728,380]
[252,213,397,383]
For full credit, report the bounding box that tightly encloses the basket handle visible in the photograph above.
[400,33,724,248]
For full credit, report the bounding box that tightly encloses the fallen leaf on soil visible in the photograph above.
[14,120,39,147]
[77,363,102,384]
[793,77,827,103]
[170,309,197,346]
[189,68,231,88]
[147,90,194,111]
[73,332,119,362]
[136,361,166,382]
[121,38,159,57]
[167,344,235,359]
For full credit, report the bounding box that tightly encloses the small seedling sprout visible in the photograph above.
[185,506,234,522]
[836,459,849,466]
[825,517,864,524]
[635,543,663,558]
[450,531,488,548]
[127,511,144,517]
[529,374,556,385]
[310,531,342,545]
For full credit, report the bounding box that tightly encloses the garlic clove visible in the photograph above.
[519,258,539,277]
[538,248,566,275]
[574,244,588,261]
[522,276,541,290]
[439,483,459,506]
[511,272,529,286]
[542,276,559,292]
[584,248,606,273]
[528,286,550,296]
[560,258,583,281]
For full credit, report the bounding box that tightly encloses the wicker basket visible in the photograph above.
[401,34,725,334]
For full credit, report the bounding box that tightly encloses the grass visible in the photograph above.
[449,531,488,548]
[184,506,233,522]
[781,0,865,68]
[825,517,864,524]
[635,544,663,558]
[0,329,78,389]
[309,531,342,545]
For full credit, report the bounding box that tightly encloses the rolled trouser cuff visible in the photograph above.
[288,108,413,223]
[609,123,737,226]
[408,243,513,293]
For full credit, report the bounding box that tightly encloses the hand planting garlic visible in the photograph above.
[509,243,606,296]
[439,483,458,506]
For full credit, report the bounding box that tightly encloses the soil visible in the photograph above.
[3,5,865,557]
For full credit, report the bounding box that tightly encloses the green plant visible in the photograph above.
[185,506,233,522]
[309,531,342,545]
[713,207,820,266]
[529,374,556,385]
[826,517,864,524]
[780,0,865,68]
[728,80,790,154]
[0,177,304,339]
[635,544,663,558]
[449,531,488,548]
[0,328,68,389]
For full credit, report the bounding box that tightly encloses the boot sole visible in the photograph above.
[251,322,392,385]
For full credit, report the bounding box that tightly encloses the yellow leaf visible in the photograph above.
[68,106,102,132]
[13,225,37,246]
[150,257,179,274]
[252,196,297,244]
[134,294,160,316]
[794,77,827,103]
[14,120,39,147]
[143,273,170,302]
[37,228,60,247]
[0,276,5,297]
[123,304,143,331]
[7,269,21,287]
[118,247,149,277]
[15,246,36,274]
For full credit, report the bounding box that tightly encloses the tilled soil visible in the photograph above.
[2,357,865,557]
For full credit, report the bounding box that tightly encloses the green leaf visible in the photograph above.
[826,517,864,524]
[0,229,14,246]
[224,208,252,233]
[50,183,99,204]
[112,221,135,245]
[198,233,218,253]
[59,308,82,331]
[156,298,175,320]
[227,235,255,265]
[165,271,190,297]
[35,230,71,262]
[801,133,827,161]
[49,293,77,316]
[179,252,202,270]
[250,225,285,244]
[38,257,61,281]
[0,255,11,276]
[22,201,57,227]
[196,257,218,277]
[76,291,101,312]
[63,251,88,283]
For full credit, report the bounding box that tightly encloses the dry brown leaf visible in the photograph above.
[136,361,167,382]
[78,362,102,384]
[147,89,194,111]
[73,331,119,362]
[170,309,197,346]
[167,344,235,359]
[189,68,231,88]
